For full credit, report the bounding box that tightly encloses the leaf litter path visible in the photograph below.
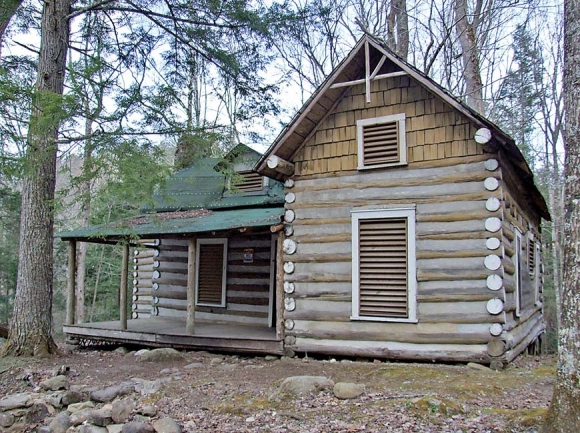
[0,346,554,432]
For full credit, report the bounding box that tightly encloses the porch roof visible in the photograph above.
[57,206,284,242]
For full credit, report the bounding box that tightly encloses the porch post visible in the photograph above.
[186,238,196,335]
[120,242,129,330]
[66,240,76,326]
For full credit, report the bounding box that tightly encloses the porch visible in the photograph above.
[63,317,283,355]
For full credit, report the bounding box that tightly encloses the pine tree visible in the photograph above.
[491,24,544,166]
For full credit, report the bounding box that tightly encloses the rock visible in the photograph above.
[134,349,150,357]
[49,412,72,433]
[218,364,237,371]
[333,383,365,400]
[136,348,184,363]
[279,376,335,395]
[107,425,124,433]
[264,356,278,361]
[48,392,64,408]
[112,398,135,423]
[26,402,50,423]
[0,412,15,427]
[411,396,465,417]
[62,390,84,406]
[280,356,296,364]
[159,368,178,375]
[209,357,223,366]
[137,404,157,417]
[114,346,129,355]
[183,363,203,369]
[132,379,163,396]
[41,375,70,391]
[70,408,94,426]
[68,401,95,413]
[78,425,108,433]
[38,427,51,433]
[121,421,155,433]
[91,382,134,403]
[89,407,113,427]
[0,393,31,410]
[152,417,182,433]
[5,422,26,432]
[132,414,153,423]
[467,362,493,372]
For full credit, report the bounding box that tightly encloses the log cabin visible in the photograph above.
[59,35,548,367]
[58,145,287,354]
[255,34,549,368]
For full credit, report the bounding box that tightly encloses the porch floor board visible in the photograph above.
[63,318,283,355]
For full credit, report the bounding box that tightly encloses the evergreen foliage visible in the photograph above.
[491,24,545,167]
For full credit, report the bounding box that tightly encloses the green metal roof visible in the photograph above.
[57,146,286,242]
[143,151,284,213]
[58,207,284,241]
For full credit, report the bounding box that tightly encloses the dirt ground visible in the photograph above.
[0,343,555,432]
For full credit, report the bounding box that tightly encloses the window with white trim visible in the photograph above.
[195,239,228,307]
[514,228,523,317]
[351,208,417,322]
[357,113,407,169]
[534,241,541,305]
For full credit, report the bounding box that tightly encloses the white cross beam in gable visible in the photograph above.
[330,40,408,103]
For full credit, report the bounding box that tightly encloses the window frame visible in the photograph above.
[351,207,417,323]
[195,238,228,307]
[534,241,542,306]
[514,228,523,317]
[356,113,407,170]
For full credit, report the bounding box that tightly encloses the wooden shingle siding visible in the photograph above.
[358,218,408,318]
[235,171,263,192]
[292,78,482,177]
[196,243,226,306]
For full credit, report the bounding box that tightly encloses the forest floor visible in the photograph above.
[0,341,555,432]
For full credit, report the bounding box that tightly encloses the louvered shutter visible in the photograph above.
[362,121,400,166]
[528,239,536,278]
[235,171,263,192]
[358,217,408,318]
[197,243,225,306]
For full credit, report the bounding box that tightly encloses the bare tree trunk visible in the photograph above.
[543,0,580,429]
[454,0,484,114]
[0,0,70,357]
[392,0,408,59]
[75,121,95,324]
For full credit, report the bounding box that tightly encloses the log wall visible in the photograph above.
[495,157,545,363]
[281,155,517,362]
[143,234,273,326]
[131,240,158,319]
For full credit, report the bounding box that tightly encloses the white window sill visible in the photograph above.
[357,161,408,171]
[350,315,418,324]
